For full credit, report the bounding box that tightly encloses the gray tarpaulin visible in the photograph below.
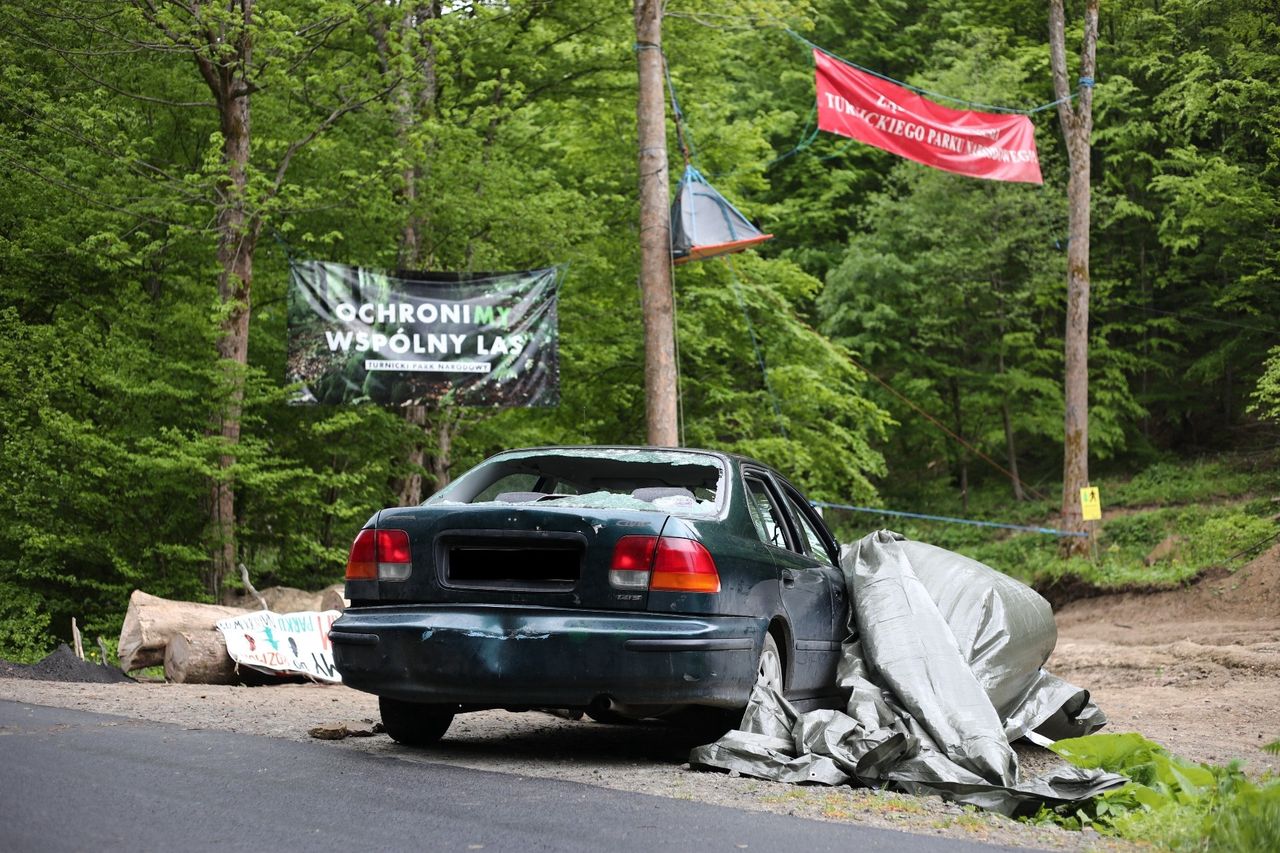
[689,530,1126,816]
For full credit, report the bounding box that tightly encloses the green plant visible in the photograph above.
[0,582,54,663]
[1030,732,1280,851]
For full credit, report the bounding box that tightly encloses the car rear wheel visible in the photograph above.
[756,633,783,694]
[379,697,454,747]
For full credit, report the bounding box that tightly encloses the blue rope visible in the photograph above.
[765,107,820,169]
[813,501,1090,538]
[663,56,699,165]
[785,29,1079,116]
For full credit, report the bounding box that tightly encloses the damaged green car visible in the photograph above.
[331,446,849,745]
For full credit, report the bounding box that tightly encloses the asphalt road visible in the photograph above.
[0,700,1022,853]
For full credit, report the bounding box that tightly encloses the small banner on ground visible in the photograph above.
[288,260,562,407]
[813,49,1043,184]
[217,610,343,683]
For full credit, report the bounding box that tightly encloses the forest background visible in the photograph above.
[0,0,1276,659]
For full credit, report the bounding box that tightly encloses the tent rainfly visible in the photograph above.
[670,165,773,264]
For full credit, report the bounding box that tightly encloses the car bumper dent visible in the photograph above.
[331,605,763,708]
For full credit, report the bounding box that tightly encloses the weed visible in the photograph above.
[821,803,852,820]
[864,792,926,815]
[760,788,810,805]
[1028,733,1280,851]
[952,812,988,832]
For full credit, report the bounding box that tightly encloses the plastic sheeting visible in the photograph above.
[689,530,1125,815]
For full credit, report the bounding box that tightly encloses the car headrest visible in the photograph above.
[493,491,547,503]
[631,486,695,503]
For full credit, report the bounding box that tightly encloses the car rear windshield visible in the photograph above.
[427,449,725,516]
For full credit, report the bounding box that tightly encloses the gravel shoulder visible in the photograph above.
[6,545,1280,851]
[0,678,1124,851]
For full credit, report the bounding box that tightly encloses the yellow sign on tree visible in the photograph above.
[1079,486,1102,521]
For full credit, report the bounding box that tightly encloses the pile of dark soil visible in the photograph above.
[0,644,134,684]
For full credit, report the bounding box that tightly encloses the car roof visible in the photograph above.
[493,445,768,471]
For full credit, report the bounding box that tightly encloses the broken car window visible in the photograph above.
[431,449,724,516]
[744,475,788,548]
[785,494,835,566]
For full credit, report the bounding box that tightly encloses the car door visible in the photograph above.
[775,478,846,695]
[776,485,846,636]
[741,469,837,696]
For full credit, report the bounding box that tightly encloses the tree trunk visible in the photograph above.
[399,405,429,505]
[431,411,454,490]
[1001,399,1026,502]
[117,591,248,673]
[635,0,678,447]
[1050,0,1098,556]
[195,1,258,600]
[164,630,239,685]
[949,378,969,513]
[127,0,370,597]
[996,350,1026,502]
[209,88,254,599]
[395,2,440,269]
[389,4,445,507]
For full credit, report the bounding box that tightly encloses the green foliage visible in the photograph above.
[1251,347,1280,424]
[1,0,1277,658]
[1091,0,1280,447]
[1033,733,1280,851]
[674,254,888,501]
[0,0,888,659]
[1108,458,1270,508]
[825,455,1279,591]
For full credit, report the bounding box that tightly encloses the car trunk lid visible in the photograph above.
[363,503,671,610]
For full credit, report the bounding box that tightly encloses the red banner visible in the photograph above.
[813,50,1043,184]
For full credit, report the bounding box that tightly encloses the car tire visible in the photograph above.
[756,632,784,694]
[379,697,454,747]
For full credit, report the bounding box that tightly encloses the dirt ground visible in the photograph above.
[1050,541,1280,777]
[3,544,1279,850]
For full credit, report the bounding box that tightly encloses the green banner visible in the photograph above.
[287,260,561,407]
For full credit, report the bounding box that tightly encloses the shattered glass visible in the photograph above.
[428,448,726,516]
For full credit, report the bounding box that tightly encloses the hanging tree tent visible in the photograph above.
[669,168,773,265]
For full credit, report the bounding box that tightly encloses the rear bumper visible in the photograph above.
[330,604,764,709]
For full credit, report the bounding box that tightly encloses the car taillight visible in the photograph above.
[609,535,719,594]
[345,528,412,581]
[650,537,720,593]
[609,535,658,590]
[376,529,412,580]
[346,529,377,580]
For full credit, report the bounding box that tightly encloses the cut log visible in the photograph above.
[117,590,247,672]
[320,583,347,613]
[164,630,239,685]
[221,584,345,613]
